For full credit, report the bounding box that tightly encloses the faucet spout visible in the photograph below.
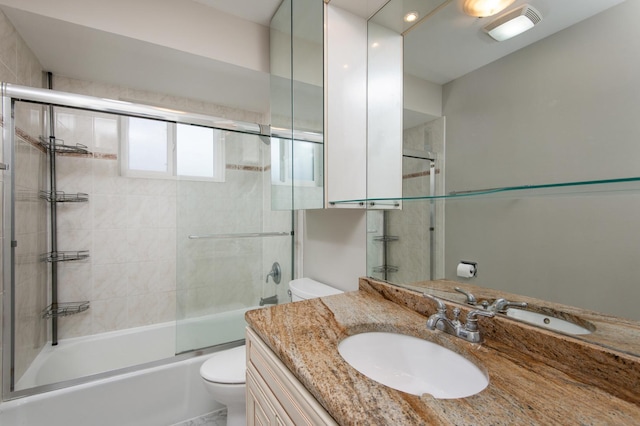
[427,314,458,334]
[424,294,494,344]
[489,298,528,313]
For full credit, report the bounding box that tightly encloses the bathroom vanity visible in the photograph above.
[246,327,336,425]
[245,278,640,425]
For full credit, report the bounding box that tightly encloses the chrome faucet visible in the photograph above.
[424,294,495,343]
[487,298,528,313]
[454,287,477,305]
[259,294,278,306]
[454,287,527,313]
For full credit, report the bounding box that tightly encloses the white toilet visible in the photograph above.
[200,345,246,426]
[288,277,344,301]
[199,278,343,426]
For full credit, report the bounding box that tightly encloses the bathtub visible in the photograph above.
[1,306,256,426]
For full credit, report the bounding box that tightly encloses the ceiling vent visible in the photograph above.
[484,4,543,42]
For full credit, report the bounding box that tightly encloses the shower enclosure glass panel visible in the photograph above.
[176,130,293,354]
[270,0,324,211]
[7,101,182,394]
[3,85,293,400]
[11,101,48,390]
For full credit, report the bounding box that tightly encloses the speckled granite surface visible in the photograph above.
[245,278,640,425]
[401,279,640,357]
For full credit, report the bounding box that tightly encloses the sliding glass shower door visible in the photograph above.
[175,129,293,354]
[2,84,293,400]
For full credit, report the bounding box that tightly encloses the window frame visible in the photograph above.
[119,116,225,182]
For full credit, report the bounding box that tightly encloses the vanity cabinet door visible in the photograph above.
[246,328,338,426]
[247,376,270,425]
[247,369,292,426]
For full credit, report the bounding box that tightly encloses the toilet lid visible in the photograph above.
[200,345,246,384]
[289,278,344,300]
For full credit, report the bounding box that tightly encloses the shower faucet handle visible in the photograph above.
[265,262,281,284]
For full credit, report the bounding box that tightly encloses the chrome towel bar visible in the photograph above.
[188,231,291,240]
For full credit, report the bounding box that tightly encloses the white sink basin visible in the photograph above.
[505,308,592,335]
[337,332,489,399]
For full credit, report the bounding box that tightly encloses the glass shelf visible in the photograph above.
[330,176,640,205]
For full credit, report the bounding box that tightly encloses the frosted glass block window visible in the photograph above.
[121,117,225,182]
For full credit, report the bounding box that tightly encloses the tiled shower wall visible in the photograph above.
[0,8,45,393]
[49,77,286,340]
[391,118,445,283]
[52,107,179,338]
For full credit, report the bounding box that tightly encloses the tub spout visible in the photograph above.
[259,295,278,306]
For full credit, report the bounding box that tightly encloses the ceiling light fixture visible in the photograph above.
[404,11,419,23]
[484,4,542,41]
[463,0,515,17]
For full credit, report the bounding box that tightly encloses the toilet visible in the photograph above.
[288,277,344,301]
[199,345,246,426]
[199,278,343,426]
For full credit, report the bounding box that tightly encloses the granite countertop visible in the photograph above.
[245,279,640,425]
[405,279,640,357]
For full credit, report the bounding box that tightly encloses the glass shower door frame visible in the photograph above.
[1,82,278,400]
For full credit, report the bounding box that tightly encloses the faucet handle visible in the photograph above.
[452,307,461,325]
[492,298,527,313]
[423,293,447,313]
[454,287,477,305]
[265,262,281,284]
[465,310,495,332]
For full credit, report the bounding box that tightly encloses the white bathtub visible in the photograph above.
[1,307,256,426]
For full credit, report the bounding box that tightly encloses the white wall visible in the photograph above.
[442,1,640,320]
[302,209,366,292]
[404,74,442,118]
[0,0,269,74]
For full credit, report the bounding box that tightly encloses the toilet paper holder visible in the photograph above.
[457,261,478,278]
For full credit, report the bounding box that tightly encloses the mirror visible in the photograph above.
[270,0,324,211]
[366,13,403,205]
[367,0,640,355]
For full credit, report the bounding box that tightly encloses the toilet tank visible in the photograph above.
[289,278,344,302]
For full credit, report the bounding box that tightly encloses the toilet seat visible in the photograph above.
[200,345,246,384]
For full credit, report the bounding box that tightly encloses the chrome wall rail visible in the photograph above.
[188,231,291,240]
[1,82,270,136]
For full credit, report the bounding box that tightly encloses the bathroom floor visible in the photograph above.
[172,409,226,426]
